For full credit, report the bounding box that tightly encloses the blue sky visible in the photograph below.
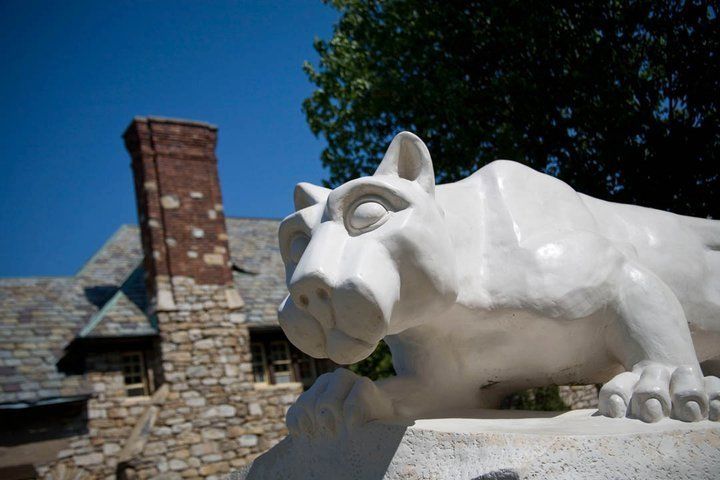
[0,1,338,277]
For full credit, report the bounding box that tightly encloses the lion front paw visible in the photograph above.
[599,362,720,422]
[286,368,394,438]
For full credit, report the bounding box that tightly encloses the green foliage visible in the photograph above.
[348,344,570,411]
[304,0,719,218]
[349,340,396,380]
[500,386,570,412]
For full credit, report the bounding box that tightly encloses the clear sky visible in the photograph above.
[0,0,338,277]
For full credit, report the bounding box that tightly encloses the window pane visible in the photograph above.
[274,372,292,384]
[250,343,267,383]
[269,342,289,362]
[120,351,148,396]
[127,386,145,397]
[273,363,289,373]
[269,341,294,383]
[252,365,266,383]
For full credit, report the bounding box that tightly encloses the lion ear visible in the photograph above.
[375,131,435,196]
[294,182,330,211]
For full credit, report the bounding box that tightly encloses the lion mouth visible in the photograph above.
[303,304,380,364]
[278,294,381,364]
[328,304,384,346]
[325,327,377,364]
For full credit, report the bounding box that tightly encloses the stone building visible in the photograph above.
[0,117,333,479]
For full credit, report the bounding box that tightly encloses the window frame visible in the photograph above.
[250,342,269,384]
[120,350,149,396]
[268,340,294,384]
[249,329,337,388]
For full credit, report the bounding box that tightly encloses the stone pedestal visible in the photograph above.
[244,409,720,480]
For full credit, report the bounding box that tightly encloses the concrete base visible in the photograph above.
[244,409,720,479]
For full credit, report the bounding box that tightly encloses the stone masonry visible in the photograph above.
[559,385,600,410]
[117,277,299,479]
[35,354,156,478]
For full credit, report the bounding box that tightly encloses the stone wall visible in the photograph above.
[559,385,599,410]
[34,353,154,479]
[120,277,301,480]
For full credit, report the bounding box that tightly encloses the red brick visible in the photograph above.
[123,117,234,290]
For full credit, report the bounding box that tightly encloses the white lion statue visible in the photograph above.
[277,131,720,435]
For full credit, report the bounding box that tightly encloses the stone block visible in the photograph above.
[194,339,214,350]
[174,448,190,459]
[202,454,223,463]
[218,404,236,417]
[103,443,121,456]
[170,331,189,343]
[186,365,207,378]
[161,195,180,209]
[203,253,223,265]
[199,462,230,476]
[186,396,206,407]
[108,407,129,418]
[74,452,104,466]
[225,288,245,309]
[145,441,168,455]
[246,410,720,479]
[57,449,74,459]
[202,428,227,440]
[88,408,107,419]
[168,459,188,471]
[239,434,258,447]
[191,442,217,457]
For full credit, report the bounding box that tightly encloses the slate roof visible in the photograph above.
[0,218,285,406]
[77,224,144,287]
[227,218,288,326]
[0,277,95,405]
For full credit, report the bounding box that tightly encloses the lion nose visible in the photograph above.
[289,273,334,329]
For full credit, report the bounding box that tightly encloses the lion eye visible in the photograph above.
[348,201,388,231]
[289,234,310,263]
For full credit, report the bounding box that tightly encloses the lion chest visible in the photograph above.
[392,307,618,389]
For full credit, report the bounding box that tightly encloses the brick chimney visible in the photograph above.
[123,116,242,311]
[118,117,265,478]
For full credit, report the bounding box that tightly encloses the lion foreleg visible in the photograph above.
[600,260,718,422]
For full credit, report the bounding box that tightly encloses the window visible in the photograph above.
[250,330,337,388]
[251,339,294,384]
[269,341,293,384]
[121,351,149,396]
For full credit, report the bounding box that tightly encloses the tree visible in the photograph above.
[304,0,719,409]
[348,340,395,381]
[304,0,719,219]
